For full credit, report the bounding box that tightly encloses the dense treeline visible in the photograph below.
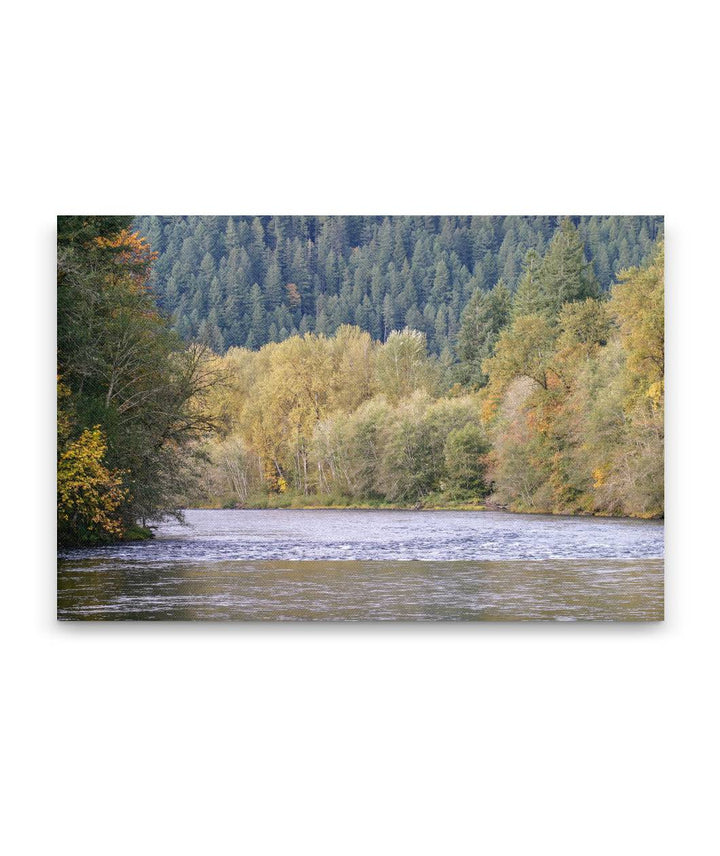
[190,221,664,517]
[483,235,664,516]
[57,217,215,545]
[58,216,664,545]
[191,327,488,507]
[133,215,663,358]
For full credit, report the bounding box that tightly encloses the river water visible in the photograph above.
[57,509,663,621]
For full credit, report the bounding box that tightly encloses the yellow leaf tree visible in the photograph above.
[57,426,128,545]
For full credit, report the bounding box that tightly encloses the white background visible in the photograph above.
[2,2,718,853]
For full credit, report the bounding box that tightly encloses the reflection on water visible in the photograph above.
[57,558,663,621]
[57,510,664,621]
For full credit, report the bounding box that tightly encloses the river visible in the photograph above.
[57,509,663,621]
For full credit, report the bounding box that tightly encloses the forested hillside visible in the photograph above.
[133,215,663,357]
[58,216,664,546]
[189,221,664,518]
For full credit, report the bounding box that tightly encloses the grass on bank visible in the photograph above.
[194,490,489,511]
[188,490,662,518]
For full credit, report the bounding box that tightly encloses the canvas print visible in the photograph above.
[57,216,664,620]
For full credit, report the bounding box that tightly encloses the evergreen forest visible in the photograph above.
[134,215,662,357]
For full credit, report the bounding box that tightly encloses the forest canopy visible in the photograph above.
[133,215,662,358]
[189,236,664,518]
[58,215,664,546]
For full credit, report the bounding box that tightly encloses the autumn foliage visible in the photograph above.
[188,223,663,518]
[57,426,127,544]
[57,217,215,546]
[95,229,158,289]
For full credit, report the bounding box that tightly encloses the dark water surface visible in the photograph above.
[57,509,664,621]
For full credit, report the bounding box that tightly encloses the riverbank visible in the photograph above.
[188,493,662,519]
[57,523,155,550]
[191,492,488,512]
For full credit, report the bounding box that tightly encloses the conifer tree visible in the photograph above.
[513,250,544,318]
[264,258,284,309]
[536,219,600,317]
[249,283,266,346]
[456,280,511,387]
